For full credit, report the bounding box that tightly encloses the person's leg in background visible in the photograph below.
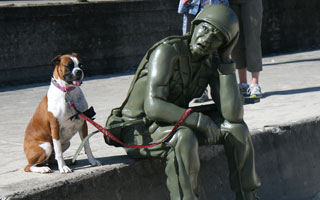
[231,0,263,99]
[242,0,263,98]
[230,3,250,96]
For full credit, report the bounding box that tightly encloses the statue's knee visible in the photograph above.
[174,128,198,150]
[222,120,249,134]
[222,121,251,145]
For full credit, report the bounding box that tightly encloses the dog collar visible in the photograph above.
[51,77,75,92]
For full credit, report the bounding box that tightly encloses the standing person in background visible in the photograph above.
[229,0,263,99]
[178,0,230,35]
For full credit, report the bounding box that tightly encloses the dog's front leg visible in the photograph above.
[52,139,72,173]
[79,121,101,166]
[49,114,72,173]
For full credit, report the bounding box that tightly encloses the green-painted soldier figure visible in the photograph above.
[105,4,261,200]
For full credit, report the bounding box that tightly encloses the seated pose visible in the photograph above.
[105,4,260,200]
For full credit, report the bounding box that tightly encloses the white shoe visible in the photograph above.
[248,84,262,98]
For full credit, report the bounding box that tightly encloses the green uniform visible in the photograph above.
[105,5,260,200]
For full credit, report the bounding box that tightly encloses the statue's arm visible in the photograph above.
[144,44,199,127]
[211,62,244,123]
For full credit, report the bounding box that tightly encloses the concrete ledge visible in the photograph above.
[3,117,319,200]
[252,117,320,200]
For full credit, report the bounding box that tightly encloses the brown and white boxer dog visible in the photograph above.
[24,53,101,173]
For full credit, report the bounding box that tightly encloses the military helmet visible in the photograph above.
[191,4,239,43]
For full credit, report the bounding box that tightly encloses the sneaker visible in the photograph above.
[239,83,250,96]
[248,84,262,98]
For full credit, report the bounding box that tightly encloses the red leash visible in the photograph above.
[71,104,193,149]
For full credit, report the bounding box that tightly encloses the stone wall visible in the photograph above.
[0,0,181,86]
[0,0,319,86]
[261,0,320,55]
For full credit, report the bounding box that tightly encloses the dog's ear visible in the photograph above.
[51,55,61,67]
[71,53,78,58]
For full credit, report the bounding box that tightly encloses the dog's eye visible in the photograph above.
[64,63,74,70]
[64,63,74,73]
[67,62,74,68]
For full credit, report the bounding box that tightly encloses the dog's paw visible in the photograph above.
[30,166,52,174]
[59,165,72,173]
[89,159,102,166]
[40,166,52,174]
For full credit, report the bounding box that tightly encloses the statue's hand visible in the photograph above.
[197,113,220,144]
[220,120,232,134]
[218,33,239,63]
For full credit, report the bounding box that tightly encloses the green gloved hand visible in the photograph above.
[196,113,220,144]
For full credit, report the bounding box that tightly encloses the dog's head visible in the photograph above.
[51,53,84,87]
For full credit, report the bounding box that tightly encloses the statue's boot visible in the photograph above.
[165,127,200,200]
[222,122,261,200]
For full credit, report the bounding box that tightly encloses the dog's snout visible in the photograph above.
[75,70,82,76]
[74,69,83,79]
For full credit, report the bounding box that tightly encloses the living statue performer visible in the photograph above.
[105,4,260,200]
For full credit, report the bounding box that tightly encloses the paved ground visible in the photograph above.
[0,50,320,198]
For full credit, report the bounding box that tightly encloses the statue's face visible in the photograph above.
[190,22,225,59]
